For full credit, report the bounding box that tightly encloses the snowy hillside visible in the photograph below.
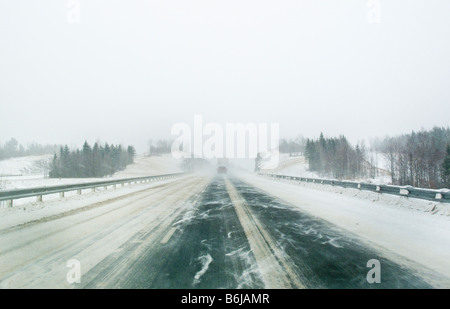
[0,154,182,191]
[113,154,183,178]
[0,155,52,177]
[263,153,392,185]
[261,154,318,178]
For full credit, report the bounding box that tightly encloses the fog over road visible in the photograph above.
[0,174,447,289]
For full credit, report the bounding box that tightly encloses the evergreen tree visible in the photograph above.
[443,145,450,188]
[304,133,368,179]
[49,141,136,179]
[127,146,136,164]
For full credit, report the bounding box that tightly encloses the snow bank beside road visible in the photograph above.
[238,172,450,285]
[261,175,450,216]
[0,175,190,231]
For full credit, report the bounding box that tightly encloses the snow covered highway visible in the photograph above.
[0,173,449,289]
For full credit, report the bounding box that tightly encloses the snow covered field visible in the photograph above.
[0,155,52,177]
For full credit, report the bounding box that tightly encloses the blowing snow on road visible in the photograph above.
[1,170,449,289]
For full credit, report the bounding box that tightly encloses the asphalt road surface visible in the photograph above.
[0,174,446,288]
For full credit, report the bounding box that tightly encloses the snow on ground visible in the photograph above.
[0,154,183,192]
[0,153,184,209]
[0,176,185,230]
[0,152,187,226]
[261,154,319,178]
[0,155,52,176]
[262,153,392,185]
[0,176,189,231]
[113,154,183,178]
[238,172,450,285]
[0,175,210,289]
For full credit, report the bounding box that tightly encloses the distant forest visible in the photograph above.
[0,138,59,160]
[3,126,450,188]
[146,139,172,156]
[373,127,450,189]
[49,141,136,178]
[279,136,306,155]
[300,127,450,189]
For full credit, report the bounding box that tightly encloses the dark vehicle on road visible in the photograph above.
[217,166,227,174]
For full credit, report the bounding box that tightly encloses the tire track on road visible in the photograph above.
[0,177,195,256]
[231,175,440,288]
[225,177,306,289]
[100,175,264,289]
[0,176,189,235]
[0,176,210,288]
[80,177,211,288]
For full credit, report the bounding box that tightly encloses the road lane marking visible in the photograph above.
[160,227,177,244]
[225,177,305,289]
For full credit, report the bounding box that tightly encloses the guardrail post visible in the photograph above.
[256,172,450,203]
[399,189,410,196]
[0,173,185,206]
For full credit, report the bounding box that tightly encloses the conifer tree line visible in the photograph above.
[49,141,136,178]
[304,133,368,180]
[303,127,450,189]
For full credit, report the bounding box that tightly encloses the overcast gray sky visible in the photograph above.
[1,0,449,153]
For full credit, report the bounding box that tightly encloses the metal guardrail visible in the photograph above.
[0,173,185,206]
[259,173,450,203]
